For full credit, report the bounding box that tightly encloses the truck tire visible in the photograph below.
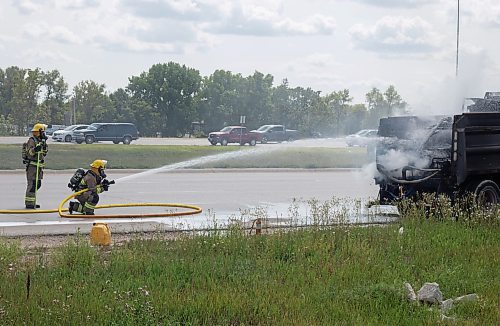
[85,135,94,144]
[261,136,268,144]
[466,179,500,205]
[221,138,228,146]
[249,139,257,146]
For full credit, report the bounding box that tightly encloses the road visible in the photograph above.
[0,136,349,148]
[0,169,381,235]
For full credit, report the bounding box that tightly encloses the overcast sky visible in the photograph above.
[1,0,499,113]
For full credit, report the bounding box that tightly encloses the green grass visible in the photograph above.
[0,144,369,170]
[0,200,498,324]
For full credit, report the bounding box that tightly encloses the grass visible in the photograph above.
[0,197,498,324]
[0,144,369,170]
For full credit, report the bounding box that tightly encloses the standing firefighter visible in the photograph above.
[23,123,48,209]
[68,159,114,215]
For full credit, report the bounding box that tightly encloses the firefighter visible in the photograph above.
[24,123,48,209]
[69,159,112,215]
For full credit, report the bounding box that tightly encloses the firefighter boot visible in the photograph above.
[68,201,76,214]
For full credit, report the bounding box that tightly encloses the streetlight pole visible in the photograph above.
[456,0,460,77]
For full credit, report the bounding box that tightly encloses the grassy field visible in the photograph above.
[0,144,369,170]
[0,199,498,324]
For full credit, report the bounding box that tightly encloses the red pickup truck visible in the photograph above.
[208,126,258,146]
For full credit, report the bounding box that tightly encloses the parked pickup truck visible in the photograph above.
[208,126,258,146]
[251,125,299,143]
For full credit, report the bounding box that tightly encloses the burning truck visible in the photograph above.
[375,92,500,205]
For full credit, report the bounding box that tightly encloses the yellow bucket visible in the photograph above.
[90,223,111,246]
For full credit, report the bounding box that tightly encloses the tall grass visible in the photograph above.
[0,198,498,324]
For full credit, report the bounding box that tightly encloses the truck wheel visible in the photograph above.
[210,141,217,146]
[249,139,257,146]
[85,135,94,144]
[64,135,72,142]
[467,179,500,205]
[221,138,228,146]
[261,136,268,144]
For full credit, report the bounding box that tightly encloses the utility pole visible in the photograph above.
[456,0,460,77]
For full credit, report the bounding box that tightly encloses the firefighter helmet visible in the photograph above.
[31,123,47,132]
[90,159,107,169]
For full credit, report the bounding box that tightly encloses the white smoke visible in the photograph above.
[411,47,492,115]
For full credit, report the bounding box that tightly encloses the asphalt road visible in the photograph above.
[0,169,379,235]
[0,136,348,148]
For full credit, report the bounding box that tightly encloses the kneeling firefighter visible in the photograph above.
[68,159,114,215]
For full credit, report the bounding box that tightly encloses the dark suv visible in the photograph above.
[73,123,139,144]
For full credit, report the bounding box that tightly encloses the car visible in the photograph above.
[52,124,89,142]
[72,123,140,144]
[251,125,299,143]
[207,126,258,146]
[345,129,378,147]
[44,124,66,136]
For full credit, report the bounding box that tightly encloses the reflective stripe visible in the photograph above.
[25,197,36,202]
[29,161,45,168]
[84,202,96,209]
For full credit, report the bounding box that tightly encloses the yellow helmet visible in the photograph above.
[31,123,47,132]
[90,159,107,169]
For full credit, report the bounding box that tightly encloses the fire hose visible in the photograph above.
[0,187,202,218]
[377,164,441,185]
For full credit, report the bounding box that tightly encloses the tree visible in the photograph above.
[240,71,273,128]
[39,70,68,124]
[196,70,243,131]
[384,85,407,116]
[128,62,201,137]
[8,68,44,135]
[72,80,113,123]
[270,79,292,127]
[325,89,352,136]
[365,87,386,128]
[364,86,408,128]
[109,88,158,136]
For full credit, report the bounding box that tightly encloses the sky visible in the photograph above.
[1,0,500,114]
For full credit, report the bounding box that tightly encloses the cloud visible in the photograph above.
[349,0,434,8]
[11,0,44,14]
[23,22,83,44]
[53,0,100,9]
[350,16,442,55]
[457,0,500,28]
[22,49,77,63]
[121,0,224,20]
[206,5,336,36]
[93,35,182,53]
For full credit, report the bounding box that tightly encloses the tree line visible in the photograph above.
[0,63,408,137]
